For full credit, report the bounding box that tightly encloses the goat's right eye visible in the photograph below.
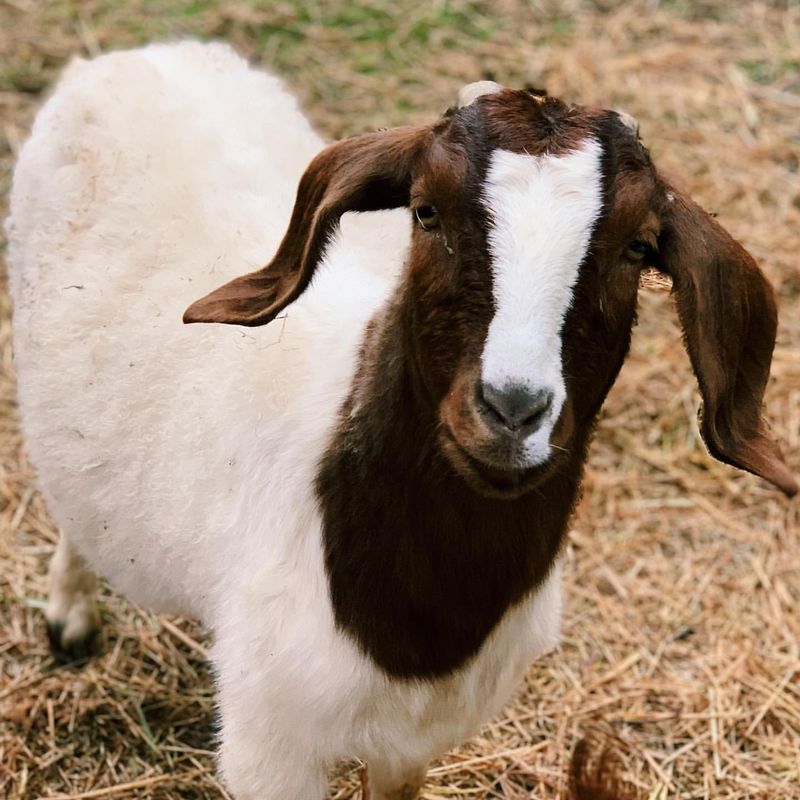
[415,205,440,231]
[626,239,652,262]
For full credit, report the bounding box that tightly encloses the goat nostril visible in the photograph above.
[477,382,553,435]
[476,381,511,429]
[520,390,553,430]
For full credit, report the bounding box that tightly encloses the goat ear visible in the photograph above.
[184,125,428,327]
[656,185,796,496]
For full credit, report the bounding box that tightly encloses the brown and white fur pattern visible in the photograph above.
[7,42,795,800]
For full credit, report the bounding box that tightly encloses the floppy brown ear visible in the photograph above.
[184,125,429,327]
[657,185,796,496]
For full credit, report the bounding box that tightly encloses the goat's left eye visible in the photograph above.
[415,205,440,231]
[626,240,650,260]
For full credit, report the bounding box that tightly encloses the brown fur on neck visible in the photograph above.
[316,288,591,679]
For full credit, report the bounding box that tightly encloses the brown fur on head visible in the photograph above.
[186,88,795,499]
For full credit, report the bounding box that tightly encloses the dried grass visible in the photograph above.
[1,1,799,798]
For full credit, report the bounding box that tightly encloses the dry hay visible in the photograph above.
[1,1,799,798]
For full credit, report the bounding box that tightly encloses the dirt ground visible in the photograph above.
[1,1,799,798]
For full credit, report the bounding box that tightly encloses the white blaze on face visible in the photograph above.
[480,139,603,465]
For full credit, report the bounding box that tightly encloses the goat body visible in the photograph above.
[8,43,561,798]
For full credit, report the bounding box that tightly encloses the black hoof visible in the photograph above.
[46,620,100,665]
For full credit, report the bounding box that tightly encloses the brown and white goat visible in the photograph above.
[7,43,795,800]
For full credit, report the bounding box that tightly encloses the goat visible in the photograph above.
[7,41,795,800]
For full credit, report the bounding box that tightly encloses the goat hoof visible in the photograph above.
[46,618,100,664]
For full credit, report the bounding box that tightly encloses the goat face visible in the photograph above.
[409,92,660,497]
[185,87,796,500]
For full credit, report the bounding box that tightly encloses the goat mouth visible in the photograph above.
[442,431,554,498]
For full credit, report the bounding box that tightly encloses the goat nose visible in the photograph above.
[477,382,554,435]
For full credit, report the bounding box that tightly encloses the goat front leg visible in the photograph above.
[45,530,101,660]
[216,716,327,799]
[215,661,328,799]
[363,760,428,800]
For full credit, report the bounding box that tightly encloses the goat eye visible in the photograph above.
[626,240,649,260]
[415,205,440,231]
